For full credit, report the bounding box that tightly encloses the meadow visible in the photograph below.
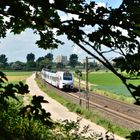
[81,71,140,97]
[4,71,33,83]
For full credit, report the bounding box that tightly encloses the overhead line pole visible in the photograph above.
[85,57,89,92]
[85,56,89,110]
[78,72,82,106]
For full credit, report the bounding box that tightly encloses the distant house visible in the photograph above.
[55,55,68,65]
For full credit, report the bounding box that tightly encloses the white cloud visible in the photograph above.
[96,2,106,8]
[58,10,79,22]
[72,44,83,54]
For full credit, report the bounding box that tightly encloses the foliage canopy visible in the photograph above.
[26,53,35,62]
[69,54,78,68]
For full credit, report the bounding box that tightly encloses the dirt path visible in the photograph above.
[26,74,126,140]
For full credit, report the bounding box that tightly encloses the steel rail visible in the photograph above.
[68,93,140,126]
[41,78,140,129]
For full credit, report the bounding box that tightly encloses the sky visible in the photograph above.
[0,0,122,63]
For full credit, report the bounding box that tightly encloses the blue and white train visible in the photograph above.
[41,69,74,89]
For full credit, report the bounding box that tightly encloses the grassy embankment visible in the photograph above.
[36,75,133,138]
[74,71,140,104]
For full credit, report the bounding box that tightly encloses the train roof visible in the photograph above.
[42,68,71,74]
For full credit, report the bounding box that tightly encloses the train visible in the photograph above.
[41,68,74,90]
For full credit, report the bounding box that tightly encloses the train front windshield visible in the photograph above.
[63,73,72,80]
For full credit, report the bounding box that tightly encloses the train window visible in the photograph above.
[63,73,72,80]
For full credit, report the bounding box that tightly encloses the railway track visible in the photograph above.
[42,78,140,129]
[69,92,140,129]
[85,92,140,120]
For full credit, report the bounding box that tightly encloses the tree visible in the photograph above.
[69,54,78,68]
[0,54,8,68]
[1,1,140,102]
[56,62,65,69]
[45,53,53,62]
[26,61,36,70]
[26,53,35,62]
[36,56,45,70]
[39,58,52,69]
[26,53,36,70]
[11,61,26,70]
[36,54,54,70]
[36,57,44,63]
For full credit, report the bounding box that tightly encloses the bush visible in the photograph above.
[0,97,111,140]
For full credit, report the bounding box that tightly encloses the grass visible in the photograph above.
[74,78,135,104]
[91,88,135,104]
[3,71,33,83]
[35,76,133,138]
[88,72,140,95]
[4,71,33,76]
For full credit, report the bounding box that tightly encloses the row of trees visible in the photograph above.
[0,53,51,70]
[0,53,100,71]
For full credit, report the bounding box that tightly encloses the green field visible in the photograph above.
[3,71,33,83]
[82,71,140,96]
